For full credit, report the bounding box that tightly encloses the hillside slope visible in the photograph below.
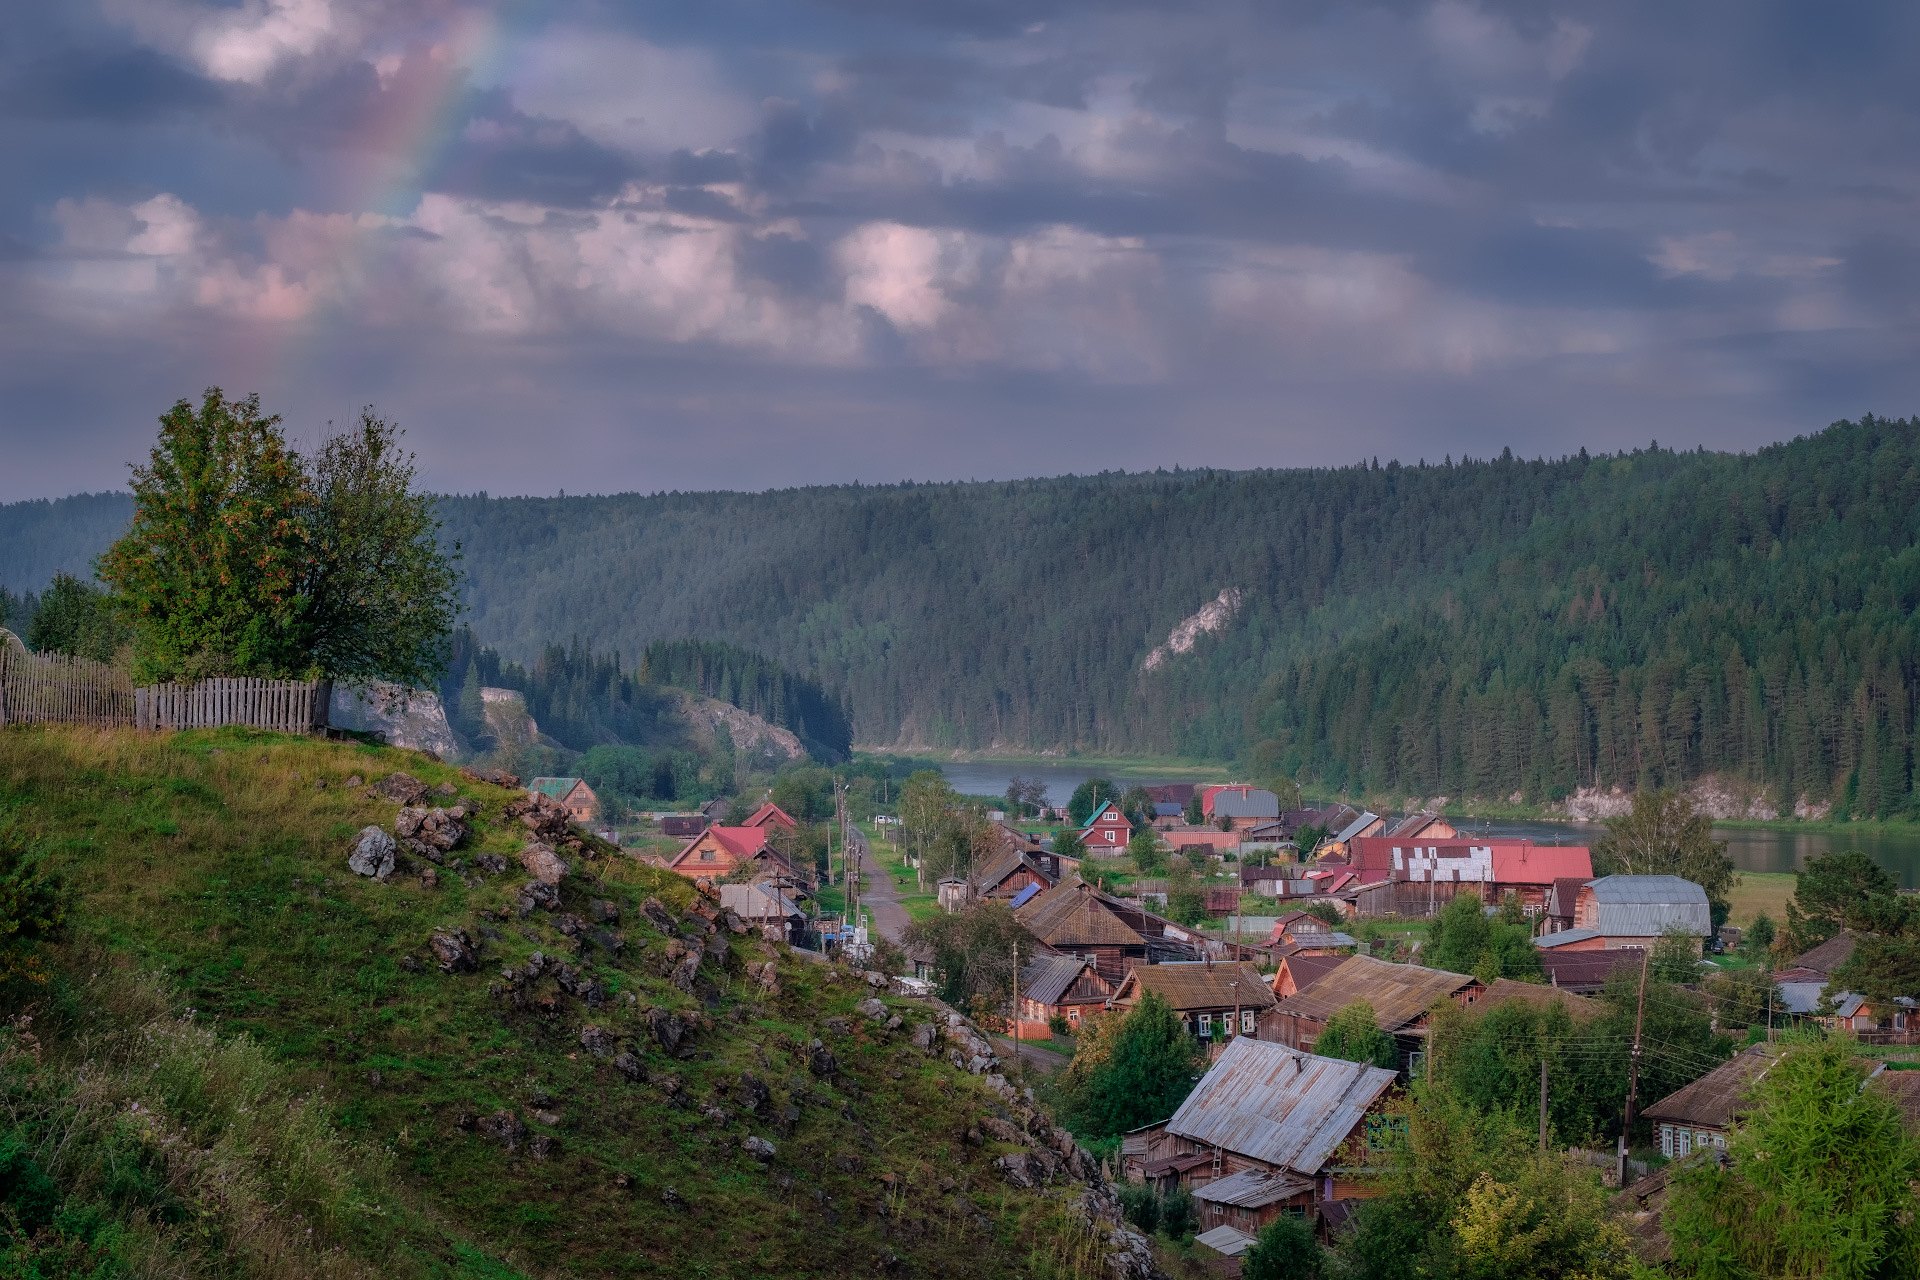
[0,727,1135,1278]
[7,417,1920,806]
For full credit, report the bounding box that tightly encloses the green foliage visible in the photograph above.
[1427,891,1541,982]
[1663,1035,1920,1279]
[1159,1185,1195,1240]
[0,824,67,984]
[577,743,704,812]
[22,574,127,663]
[1785,849,1901,951]
[1126,827,1165,875]
[300,409,462,690]
[1057,992,1202,1140]
[98,389,315,683]
[1052,826,1086,859]
[1068,779,1116,828]
[1592,790,1736,927]
[1742,911,1776,961]
[1116,1182,1158,1235]
[901,900,1032,1008]
[1164,864,1208,926]
[1650,926,1703,984]
[1314,1001,1397,1070]
[1242,1214,1322,1280]
[1332,1087,1632,1280]
[1184,792,1203,825]
[1302,900,1345,928]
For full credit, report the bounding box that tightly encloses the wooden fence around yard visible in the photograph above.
[135,677,333,733]
[0,645,135,728]
[0,646,330,734]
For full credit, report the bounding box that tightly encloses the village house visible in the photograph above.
[1016,877,1202,980]
[1262,955,1482,1072]
[1789,930,1857,976]
[528,776,599,823]
[1144,784,1197,831]
[1268,911,1358,955]
[666,825,795,882]
[1162,827,1242,858]
[740,801,798,831]
[1533,875,1712,953]
[659,813,707,838]
[1537,947,1647,994]
[1108,961,1278,1045]
[1313,811,1385,862]
[718,881,811,946]
[1541,876,1589,933]
[1382,811,1459,840]
[1642,1043,1782,1159]
[1123,1038,1401,1244]
[1344,838,1594,918]
[1016,954,1114,1034]
[1080,801,1134,854]
[1477,978,1600,1021]
[1205,787,1282,832]
[1272,953,1347,999]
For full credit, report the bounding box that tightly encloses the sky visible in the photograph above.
[3,0,1919,500]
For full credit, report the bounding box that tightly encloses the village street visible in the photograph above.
[851,823,913,944]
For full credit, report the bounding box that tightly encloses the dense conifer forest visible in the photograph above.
[6,416,1920,810]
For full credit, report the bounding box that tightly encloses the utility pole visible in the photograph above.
[1538,1055,1549,1151]
[1011,939,1021,1061]
[1231,980,1241,1042]
[1618,946,1651,1188]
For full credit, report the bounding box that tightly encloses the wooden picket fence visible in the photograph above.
[135,677,332,733]
[0,645,330,734]
[0,645,134,728]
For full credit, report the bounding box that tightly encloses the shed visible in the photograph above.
[1017,954,1113,1031]
[1478,978,1600,1021]
[660,813,707,838]
[1568,876,1712,950]
[528,777,598,822]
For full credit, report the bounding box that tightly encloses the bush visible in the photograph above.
[1244,1214,1323,1280]
[1314,1001,1398,1070]
[1160,1185,1196,1239]
[1048,1014,1070,1037]
[1056,991,1203,1139]
[1117,1182,1159,1234]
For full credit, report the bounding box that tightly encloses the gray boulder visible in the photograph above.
[347,827,396,880]
[855,996,888,1022]
[520,842,569,886]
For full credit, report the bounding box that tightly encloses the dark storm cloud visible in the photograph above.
[3,0,1920,502]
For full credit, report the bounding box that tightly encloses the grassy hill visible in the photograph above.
[0,726,1121,1278]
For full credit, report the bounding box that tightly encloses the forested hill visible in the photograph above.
[6,417,1920,811]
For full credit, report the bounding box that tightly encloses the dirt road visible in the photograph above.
[851,824,914,944]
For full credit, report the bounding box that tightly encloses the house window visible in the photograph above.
[1697,1130,1713,1151]
[1661,1126,1673,1158]
[1364,1115,1409,1151]
[1198,1013,1212,1036]
[1068,1009,1081,1024]
[1677,1129,1691,1156]
[1241,1010,1256,1033]
[700,850,715,862]
[1713,1133,1726,1149]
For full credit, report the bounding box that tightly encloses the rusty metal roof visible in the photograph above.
[1164,1037,1398,1175]
[1113,961,1277,1012]
[1270,954,1477,1031]
[1191,1167,1313,1208]
[1641,1042,1775,1128]
[1020,954,1097,1007]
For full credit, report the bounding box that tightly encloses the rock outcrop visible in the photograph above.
[346,827,395,880]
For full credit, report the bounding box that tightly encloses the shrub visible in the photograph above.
[1244,1214,1322,1280]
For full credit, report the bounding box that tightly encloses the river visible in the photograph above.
[935,762,1920,887]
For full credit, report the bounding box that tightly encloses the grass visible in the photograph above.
[860,823,942,923]
[0,725,1117,1280]
[1725,871,1796,929]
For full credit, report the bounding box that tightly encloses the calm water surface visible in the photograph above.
[936,763,1920,887]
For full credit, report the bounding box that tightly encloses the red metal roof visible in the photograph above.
[1490,843,1592,883]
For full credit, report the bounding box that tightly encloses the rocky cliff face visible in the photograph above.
[330,682,458,756]
[669,687,807,767]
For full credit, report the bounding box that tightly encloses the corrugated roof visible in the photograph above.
[1212,788,1281,819]
[1194,1225,1260,1257]
[1480,978,1601,1021]
[1164,1037,1398,1175]
[1546,876,1588,916]
[1535,927,1605,949]
[1191,1167,1313,1208]
[1270,954,1476,1031]
[718,882,803,919]
[1386,812,1442,838]
[1010,882,1043,909]
[1585,876,1712,936]
[528,777,582,800]
[1491,844,1593,884]
[1642,1043,1775,1128]
[1790,930,1857,976]
[1020,953,1095,1006]
[1115,961,1277,1012]
[1331,812,1381,844]
[742,802,796,829]
[1776,981,1826,1016]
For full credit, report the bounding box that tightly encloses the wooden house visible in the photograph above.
[1080,802,1133,855]
[1017,954,1113,1033]
[1124,1038,1401,1231]
[659,813,708,838]
[1272,953,1347,999]
[1314,811,1384,862]
[1108,961,1277,1043]
[1262,955,1482,1072]
[1537,947,1646,994]
[1383,812,1458,840]
[741,802,798,832]
[1345,838,1593,915]
[1534,876,1711,953]
[528,777,598,823]
[1015,877,1201,981]
[1205,787,1281,832]
[1268,911,1357,955]
[1642,1043,1781,1159]
[666,826,792,881]
[718,881,810,946]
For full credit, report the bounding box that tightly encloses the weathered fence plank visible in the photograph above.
[0,650,328,734]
